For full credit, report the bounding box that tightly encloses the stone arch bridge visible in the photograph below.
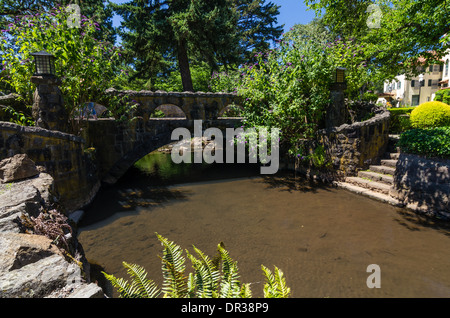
[0,90,243,210]
[81,90,244,184]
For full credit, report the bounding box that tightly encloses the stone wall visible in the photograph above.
[317,110,391,177]
[393,153,450,218]
[0,121,99,212]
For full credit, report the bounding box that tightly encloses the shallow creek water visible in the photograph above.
[77,152,450,298]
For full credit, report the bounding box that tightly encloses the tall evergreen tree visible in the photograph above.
[234,0,283,61]
[113,0,240,91]
[112,0,283,91]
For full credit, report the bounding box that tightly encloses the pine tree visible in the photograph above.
[112,0,283,91]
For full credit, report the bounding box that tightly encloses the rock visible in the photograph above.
[0,233,104,298]
[0,154,39,183]
[0,172,57,233]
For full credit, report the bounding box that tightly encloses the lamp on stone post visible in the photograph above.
[326,67,348,128]
[30,51,67,132]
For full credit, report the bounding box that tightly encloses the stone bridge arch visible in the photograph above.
[153,104,187,118]
[80,117,244,185]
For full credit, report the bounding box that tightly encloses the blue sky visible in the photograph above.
[110,0,316,33]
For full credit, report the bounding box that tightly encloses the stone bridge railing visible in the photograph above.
[105,89,242,120]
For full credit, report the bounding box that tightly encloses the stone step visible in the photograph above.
[334,182,403,207]
[380,159,398,168]
[358,170,394,185]
[345,177,392,195]
[369,165,396,175]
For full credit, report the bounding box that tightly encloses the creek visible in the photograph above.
[77,151,450,298]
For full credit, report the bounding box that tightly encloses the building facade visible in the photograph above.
[380,50,450,106]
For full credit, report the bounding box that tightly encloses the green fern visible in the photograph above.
[261,265,291,298]
[102,262,160,298]
[103,234,291,298]
[157,233,189,298]
[186,245,221,298]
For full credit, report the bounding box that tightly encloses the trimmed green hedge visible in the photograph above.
[398,127,450,159]
[410,101,450,129]
[388,106,416,115]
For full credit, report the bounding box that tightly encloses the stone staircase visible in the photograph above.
[336,135,403,206]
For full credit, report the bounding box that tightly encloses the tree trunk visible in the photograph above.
[177,38,194,92]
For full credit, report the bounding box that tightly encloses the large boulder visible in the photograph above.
[0,154,39,183]
[0,172,56,233]
[0,164,105,298]
[0,233,103,298]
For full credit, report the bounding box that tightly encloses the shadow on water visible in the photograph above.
[79,151,265,227]
[259,171,334,193]
[392,207,450,237]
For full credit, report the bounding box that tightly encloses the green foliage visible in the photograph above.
[150,109,166,118]
[388,107,415,133]
[434,88,450,105]
[398,127,450,159]
[409,101,450,129]
[305,0,450,81]
[388,107,416,116]
[111,0,282,91]
[261,265,291,298]
[103,234,291,298]
[235,27,334,156]
[0,5,124,125]
[103,262,161,298]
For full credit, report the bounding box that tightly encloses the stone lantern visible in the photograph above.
[31,51,67,132]
[326,67,348,128]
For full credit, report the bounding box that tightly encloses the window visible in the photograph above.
[446,59,449,77]
[428,79,432,86]
[429,65,433,72]
[412,95,420,106]
[420,80,425,87]
[411,80,415,87]
[397,81,401,89]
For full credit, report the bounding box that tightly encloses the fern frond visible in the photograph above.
[261,265,291,298]
[239,283,253,298]
[123,262,160,298]
[217,243,242,298]
[157,233,188,298]
[102,271,138,298]
[187,245,220,298]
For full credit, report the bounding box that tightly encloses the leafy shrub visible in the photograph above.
[434,88,450,104]
[103,234,291,298]
[409,101,450,129]
[0,6,124,125]
[398,127,450,158]
[388,107,415,133]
